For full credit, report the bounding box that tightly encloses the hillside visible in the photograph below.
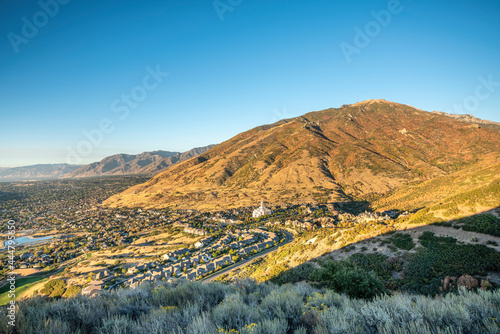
[69,145,215,178]
[104,100,500,210]
[373,156,500,223]
[0,164,82,182]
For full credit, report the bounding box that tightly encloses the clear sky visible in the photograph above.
[1,0,499,167]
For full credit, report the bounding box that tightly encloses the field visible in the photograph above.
[0,276,48,306]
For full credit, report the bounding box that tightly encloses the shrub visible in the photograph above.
[389,233,415,250]
[213,293,259,330]
[402,232,500,295]
[261,287,304,329]
[310,260,386,299]
[460,214,500,237]
[272,262,316,285]
[5,279,500,333]
[62,285,82,298]
[40,279,66,298]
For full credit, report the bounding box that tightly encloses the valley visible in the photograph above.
[1,100,500,333]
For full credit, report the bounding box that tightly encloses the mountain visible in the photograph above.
[0,164,83,182]
[69,145,215,178]
[431,111,500,125]
[104,100,500,210]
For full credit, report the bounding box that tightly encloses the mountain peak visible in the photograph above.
[351,99,392,106]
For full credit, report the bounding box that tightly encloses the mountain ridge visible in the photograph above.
[0,145,215,182]
[68,145,216,178]
[104,100,500,210]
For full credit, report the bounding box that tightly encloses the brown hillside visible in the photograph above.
[103,100,500,210]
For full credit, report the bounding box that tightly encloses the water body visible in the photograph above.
[3,235,53,247]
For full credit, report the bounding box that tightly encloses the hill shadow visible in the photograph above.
[269,207,500,298]
[334,200,371,215]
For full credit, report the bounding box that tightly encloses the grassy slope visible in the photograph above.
[0,276,48,306]
[373,156,500,224]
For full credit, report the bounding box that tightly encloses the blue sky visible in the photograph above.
[1,0,499,167]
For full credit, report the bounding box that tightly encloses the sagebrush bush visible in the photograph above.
[1,279,499,334]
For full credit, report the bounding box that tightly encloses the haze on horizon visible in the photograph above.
[1,0,499,167]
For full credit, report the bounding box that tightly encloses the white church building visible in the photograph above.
[252,201,272,218]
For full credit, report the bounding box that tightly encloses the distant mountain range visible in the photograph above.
[0,145,215,182]
[103,100,500,210]
[68,145,215,178]
[0,164,83,182]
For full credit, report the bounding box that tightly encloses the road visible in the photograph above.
[201,230,294,283]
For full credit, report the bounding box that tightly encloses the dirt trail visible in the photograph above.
[399,224,500,252]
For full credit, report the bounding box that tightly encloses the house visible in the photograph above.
[21,252,34,260]
[180,260,193,269]
[214,256,231,268]
[152,270,164,277]
[194,236,213,248]
[125,277,138,287]
[203,262,215,272]
[195,267,207,277]
[163,248,190,261]
[82,280,104,297]
[152,273,163,281]
[95,270,109,280]
[219,255,232,264]
[238,248,249,257]
[199,252,212,262]
[246,246,259,254]
[82,285,102,297]
[184,227,206,236]
[162,270,172,278]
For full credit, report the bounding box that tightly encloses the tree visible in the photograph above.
[310,261,385,299]
[41,279,66,298]
[62,285,81,298]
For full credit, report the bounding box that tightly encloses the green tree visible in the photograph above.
[62,285,82,298]
[41,279,66,298]
[310,261,385,299]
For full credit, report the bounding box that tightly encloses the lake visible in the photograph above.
[3,236,53,247]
